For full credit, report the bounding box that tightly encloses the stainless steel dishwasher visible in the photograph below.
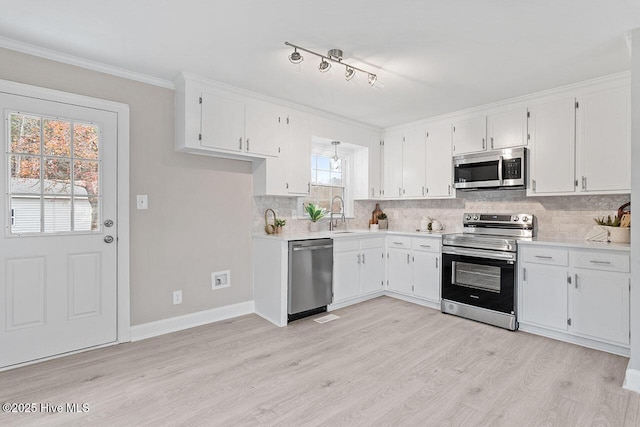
[288,238,333,322]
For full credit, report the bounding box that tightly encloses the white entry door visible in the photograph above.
[0,92,118,368]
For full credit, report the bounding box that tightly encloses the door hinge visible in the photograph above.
[527,133,530,141]
[574,179,579,187]
[567,318,572,326]
[382,252,384,259]
[453,126,456,132]
[453,145,456,152]
[575,101,579,109]
[199,96,202,104]
[287,117,290,124]
[426,132,429,138]
[278,147,281,153]
[381,280,384,287]
[198,133,202,141]
[412,285,415,292]
[278,116,281,123]
[527,111,530,118]
[386,280,389,286]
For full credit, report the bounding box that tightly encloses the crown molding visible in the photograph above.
[0,36,175,90]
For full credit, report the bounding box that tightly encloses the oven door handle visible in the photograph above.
[451,260,456,285]
[498,155,503,185]
[443,246,516,262]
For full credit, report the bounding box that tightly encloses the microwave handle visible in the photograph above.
[498,156,503,184]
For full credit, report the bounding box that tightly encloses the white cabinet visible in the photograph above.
[200,92,245,152]
[425,123,454,198]
[253,113,310,196]
[576,86,631,193]
[520,264,569,331]
[244,102,281,157]
[402,130,426,197]
[333,237,385,305]
[386,236,441,304]
[487,107,528,150]
[452,115,486,155]
[518,245,630,353]
[368,139,383,198]
[382,133,403,198]
[528,98,576,195]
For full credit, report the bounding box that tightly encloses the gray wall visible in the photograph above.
[0,47,254,326]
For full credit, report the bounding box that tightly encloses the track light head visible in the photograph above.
[345,67,355,81]
[318,58,331,73]
[368,74,377,86]
[289,49,303,64]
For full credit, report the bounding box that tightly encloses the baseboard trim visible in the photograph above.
[328,291,384,311]
[384,291,441,310]
[130,300,255,342]
[624,368,640,393]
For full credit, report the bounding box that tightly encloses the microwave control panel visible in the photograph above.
[503,158,522,179]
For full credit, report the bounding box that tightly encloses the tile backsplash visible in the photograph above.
[254,191,630,239]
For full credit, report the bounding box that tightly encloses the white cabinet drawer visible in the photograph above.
[412,238,440,252]
[387,236,412,249]
[571,251,629,273]
[521,247,568,266]
[333,238,360,253]
[361,237,385,250]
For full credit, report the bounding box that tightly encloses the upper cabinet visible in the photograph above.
[528,84,630,196]
[382,133,404,199]
[452,115,486,155]
[199,92,245,153]
[528,97,576,195]
[576,86,631,193]
[244,102,281,157]
[425,123,454,198]
[452,108,528,155]
[488,107,528,150]
[402,130,427,197]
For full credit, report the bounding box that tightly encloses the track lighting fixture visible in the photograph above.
[284,41,379,86]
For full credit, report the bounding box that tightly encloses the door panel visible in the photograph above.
[0,93,118,368]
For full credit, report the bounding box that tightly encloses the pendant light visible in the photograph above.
[330,141,341,170]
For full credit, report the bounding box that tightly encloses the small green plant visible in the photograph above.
[304,203,326,222]
[275,218,286,227]
[594,215,621,227]
[377,212,387,220]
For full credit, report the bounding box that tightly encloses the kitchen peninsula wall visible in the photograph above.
[254,193,630,239]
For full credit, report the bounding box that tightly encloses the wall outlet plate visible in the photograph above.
[137,195,149,210]
[212,270,231,290]
[173,290,182,305]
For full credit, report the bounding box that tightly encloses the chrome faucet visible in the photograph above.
[329,196,345,231]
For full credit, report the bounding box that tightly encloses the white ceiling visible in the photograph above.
[0,1,638,128]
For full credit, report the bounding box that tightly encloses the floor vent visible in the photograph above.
[314,314,340,324]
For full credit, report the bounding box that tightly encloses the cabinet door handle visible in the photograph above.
[362,253,366,264]
[574,274,579,289]
[420,244,431,248]
[435,258,438,269]
[399,187,402,197]
[407,254,410,264]
[239,137,242,150]
[589,260,612,265]
[448,184,451,195]
[422,186,425,196]
[523,267,527,282]
[246,138,250,151]
[581,176,586,190]
[393,241,404,245]
[491,137,494,149]
[357,254,361,264]
[482,138,485,149]
[534,255,553,259]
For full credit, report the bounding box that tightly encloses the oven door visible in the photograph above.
[442,247,515,314]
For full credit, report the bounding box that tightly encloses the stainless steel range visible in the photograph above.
[441,213,534,330]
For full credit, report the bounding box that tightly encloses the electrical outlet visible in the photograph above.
[173,290,182,305]
[211,270,231,290]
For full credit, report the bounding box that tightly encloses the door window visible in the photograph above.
[8,112,101,234]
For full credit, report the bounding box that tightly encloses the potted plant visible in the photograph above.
[304,203,326,232]
[274,218,286,234]
[594,214,630,243]
[377,212,388,229]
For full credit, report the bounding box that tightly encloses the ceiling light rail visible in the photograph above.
[284,41,379,86]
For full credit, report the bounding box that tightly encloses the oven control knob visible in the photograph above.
[473,215,478,220]
[513,216,519,221]
[522,216,529,222]
[465,215,471,221]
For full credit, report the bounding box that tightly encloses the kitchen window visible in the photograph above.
[302,141,354,218]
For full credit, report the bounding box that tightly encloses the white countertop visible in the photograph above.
[517,237,630,252]
[252,229,445,241]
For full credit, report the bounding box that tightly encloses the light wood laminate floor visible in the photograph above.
[1,296,639,426]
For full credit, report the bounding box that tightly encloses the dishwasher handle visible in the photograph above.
[292,244,334,251]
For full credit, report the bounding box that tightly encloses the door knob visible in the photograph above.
[104,235,114,244]
[104,219,114,227]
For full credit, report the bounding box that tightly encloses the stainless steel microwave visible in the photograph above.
[453,147,526,190]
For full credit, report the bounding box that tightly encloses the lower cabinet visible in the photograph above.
[519,245,630,350]
[386,235,441,304]
[333,236,385,304]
